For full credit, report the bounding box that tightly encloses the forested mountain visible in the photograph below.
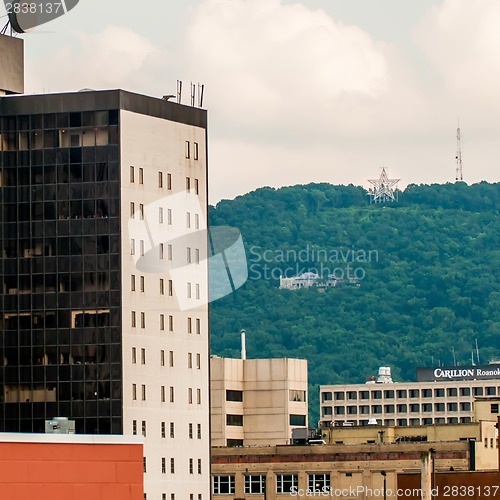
[208,182,500,424]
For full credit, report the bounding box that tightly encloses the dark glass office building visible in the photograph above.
[0,91,207,435]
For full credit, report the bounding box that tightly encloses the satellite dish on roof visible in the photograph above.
[5,0,80,34]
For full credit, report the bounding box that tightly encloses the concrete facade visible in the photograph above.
[0,34,24,95]
[211,441,476,500]
[211,357,308,446]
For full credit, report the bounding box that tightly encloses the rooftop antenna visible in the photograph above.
[198,83,205,108]
[455,122,463,181]
[190,82,196,107]
[367,167,401,204]
[176,80,182,105]
[241,329,246,360]
[475,338,480,365]
[471,351,475,366]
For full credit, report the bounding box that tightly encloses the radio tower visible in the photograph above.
[455,124,463,181]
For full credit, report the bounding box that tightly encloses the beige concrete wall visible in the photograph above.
[120,109,209,500]
[211,357,308,446]
[0,34,24,94]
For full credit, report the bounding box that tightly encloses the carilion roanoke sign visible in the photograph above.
[417,365,500,382]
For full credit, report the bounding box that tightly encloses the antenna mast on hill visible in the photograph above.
[456,123,463,181]
[367,167,400,204]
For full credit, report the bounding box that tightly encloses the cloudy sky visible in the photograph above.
[2,0,500,202]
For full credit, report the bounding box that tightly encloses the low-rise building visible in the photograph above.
[211,357,308,446]
[320,365,500,428]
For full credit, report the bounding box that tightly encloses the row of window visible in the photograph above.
[130,203,201,228]
[154,494,202,500]
[132,385,202,404]
[185,141,200,160]
[225,414,306,427]
[132,420,202,439]
[143,456,202,475]
[130,312,202,333]
[326,417,472,426]
[322,386,496,402]
[324,402,472,415]
[213,474,330,495]
[131,348,201,369]
[130,166,201,194]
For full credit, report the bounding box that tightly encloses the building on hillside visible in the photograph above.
[210,356,308,446]
[211,440,483,500]
[0,32,210,499]
[320,365,500,428]
[319,420,498,470]
[279,273,320,289]
[0,432,143,500]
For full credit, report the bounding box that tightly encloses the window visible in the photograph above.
[409,389,420,398]
[160,279,164,295]
[169,351,174,367]
[334,392,345,401]
[188,388,193,404]
[290,390,306,402]
[410,418,421,425]
[384,390,394,399]
[132,347,136,364]
[197,423,201,439]
[132,420,137,435]
[169,280,173,296]
[160,243,164,259]
[195,248,200,264]
[170,386,174,402]
[142,421,146,437]
[161,386,166,402]
[159,207,164,223]
[491,403,499,414]
[384,405,395,414]
[168,208,172,225]
[187,283,192,299]
[140,240,144,256]
[130,202,135,218]
[460,387,471,396]
[434,388,444,397]
[245,475,266,494]
[160,314,165,331]
[195,214,200,229]
[186,177,191,191]
[159,172,163,188]
[141,385,146,401]
[308,474,330,492]
[131,239,135,255]
[371,391,382,400]
[167,173,172,190]
[185,141,190,159]
[226,390,243,402]
[474,387,484,396]
[188,317,192,333]
[290,414,306,426]
[422,389,432,398]
[397,390,407,399]
[195,179,199,195]
[170,458,175,474]
[347,406,357,415]
[227,414,243,426]
[360,391,369,400]
[197,388,201,404]
[461,402,471,411]
[198,459,202,475]
[276,474,298,494]
[397,419,408,426]
[141,312,145,329]
[196,318,201,334]
[372,405,382,414]
[322,406,333,416]
[435,403,445,412]
[189,458,194,474]
[143,457,146,474]
[196,284,200,300]
[360,405,370,414]
[139,204,144,220]
[410,404,420,413]
[161,422,166,438]
[335,406,345,415]
[189,423,193,439]
[170,422,175,438]
[139,167,144,184]
[213,475,235,495]
[422,403,432,412]
[322,392,332,402]
[130,166,134,182]
[140,276,145,292]
[188,353,193,369]
[187,247,192,264]
[187,212,191,228]
[397,404,407,413]
[196,354,201,369]
[194,142,199,160]
[131,275,136,291]
[447,403,458,412]
[487,387,496,396]
[168,244,173,260]
[169,315,174,331]
[162,458,166,474]
[141,348,145,364]
[447,388,458,397]
[161,350,165,366]
[132,384,137,400]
